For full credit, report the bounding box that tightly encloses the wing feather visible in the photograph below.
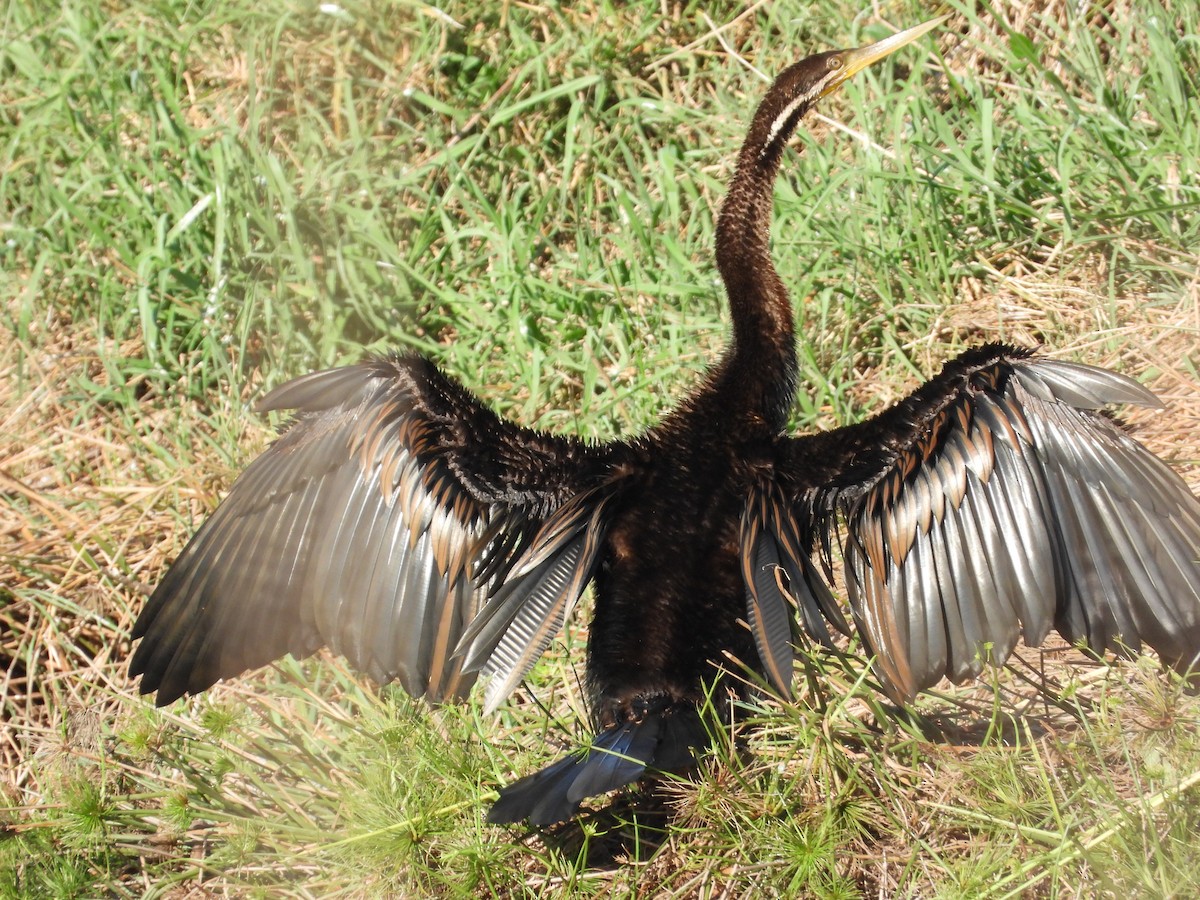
[456,491,612,714]
[740,508,796,694]
[741,486,853,694]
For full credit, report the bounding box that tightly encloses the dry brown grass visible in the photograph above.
[0,321,263,798]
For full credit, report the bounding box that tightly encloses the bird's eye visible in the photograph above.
[827,56,843,70]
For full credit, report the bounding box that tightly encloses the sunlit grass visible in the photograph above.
[3,0,1200,895]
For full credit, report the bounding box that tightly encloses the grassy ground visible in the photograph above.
[3,0,1200,895]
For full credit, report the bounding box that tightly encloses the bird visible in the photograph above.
[130,16,1200,826]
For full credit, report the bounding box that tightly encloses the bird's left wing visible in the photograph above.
[743,344,1200,702]
[131,354,613,708]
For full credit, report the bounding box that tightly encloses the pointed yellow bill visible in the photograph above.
[820,15,948,97]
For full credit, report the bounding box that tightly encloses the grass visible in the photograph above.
[3,0,1200,894]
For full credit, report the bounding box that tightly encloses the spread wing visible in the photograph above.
[743,343,1200,702]
[130,354,612,707]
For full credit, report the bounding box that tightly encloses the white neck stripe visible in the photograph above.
[760,75,836,159]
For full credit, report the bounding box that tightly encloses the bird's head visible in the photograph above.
[815,15,948,99]
[751,16,947,163]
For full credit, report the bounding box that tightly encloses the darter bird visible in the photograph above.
[131,17,1200,825]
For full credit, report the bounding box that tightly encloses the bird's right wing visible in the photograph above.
[745,344,1200,702]
[130,354,613,708]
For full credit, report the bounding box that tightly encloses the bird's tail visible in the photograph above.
[487,699,708,825]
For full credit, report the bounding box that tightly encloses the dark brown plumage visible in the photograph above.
[130,19,1200,826]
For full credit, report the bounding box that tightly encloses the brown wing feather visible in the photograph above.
[757,344,1200,703]
[130,354,607,706]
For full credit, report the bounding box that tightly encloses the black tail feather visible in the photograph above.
[488,702,707,826]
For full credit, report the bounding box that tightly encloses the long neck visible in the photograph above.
[712,65,825,429]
